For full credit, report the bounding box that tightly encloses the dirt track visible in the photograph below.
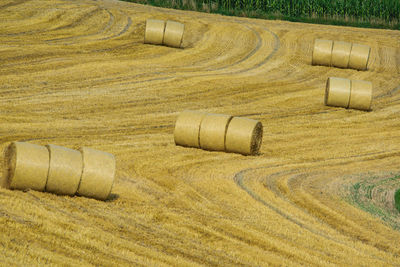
[1,0,400,265]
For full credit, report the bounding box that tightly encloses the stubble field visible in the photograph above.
[1,0,400,265]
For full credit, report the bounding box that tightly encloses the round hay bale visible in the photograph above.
[2,142,49,191]
[163,20,184,48]
[225,117,263,156]
[325,77,351,108]
[45,144,83,196]
[144,19,166,45]
[348,43,371,70]
[199,113,233,152]
[348,80,373,111]
[312,39,333,66]
[174,110,207,148]
[77,147,116,201]
[331,41,352,68]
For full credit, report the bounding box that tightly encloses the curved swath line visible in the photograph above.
[0,0,28,10]
[233,167,347,244]
[99,16,132,41]
[376,85,400,99]
[109,25,280,89]
[233,166,398,263]
[46,8,115,42]
[233,150,400,218]
[132,23,263,72]
[2,6,101,38]
[200,25,263,72]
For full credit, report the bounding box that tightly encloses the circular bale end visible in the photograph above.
[77,147,116,201]
[349,80,373,111]
[199,113,233,152]
[45,144,83,196]
[163,20,185,48]
[325,77,351,108]
[348,43,371,70]
[331,41,352,68]
[312,39,333,66]
[174,110,207,148]
[225,117,263,156]
[144,19,166,45]
[2,142,49,191]
[2,142,17,189]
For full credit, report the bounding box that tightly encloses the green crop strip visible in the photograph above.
[347,174,400,231]
[395,189,400,212]
[122,0,400,30]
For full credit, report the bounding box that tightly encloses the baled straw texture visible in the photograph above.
[349,80,373,111]
[312,39,333,66]
[144,19,166,45]
[331,41,352,68]
[325,77,351,108]
[77,147,116,201]
[199,113,233,152]
[45,144,83,196]
[225,117,263,156]
[2,142,49,191]
[174,110,206,148]
[348,43,371,70]
[163,20,184,48]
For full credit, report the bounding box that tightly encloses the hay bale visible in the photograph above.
[45,144,83,196]
[144,19,166,45]
[349,80,373,111]
[312,39,333,66]
[174,110,207,148]
[325,77,351,108]
[348,43,371,70]
[163,20,184,48]
[331,41,352,68]
[225,117,263,155]
[2,142,49,191]
[199,113,233,152]
[77,147,116,201]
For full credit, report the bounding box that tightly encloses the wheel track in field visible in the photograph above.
[233,150,400,264]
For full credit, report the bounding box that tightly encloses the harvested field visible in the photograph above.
[1,0,400,265]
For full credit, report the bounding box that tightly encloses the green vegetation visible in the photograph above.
[395,189,400,212]
[347,174,400,231]
[123,0,400,30]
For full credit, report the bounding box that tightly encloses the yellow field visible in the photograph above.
[1,0,400,265]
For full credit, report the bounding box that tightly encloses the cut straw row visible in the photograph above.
[174,111,263,155]
[1,142,115,201]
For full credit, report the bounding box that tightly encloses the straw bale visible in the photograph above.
[2,142,49,191]
[312,39,333,66]
[163,20,184,48]
[45,144,83,196]
[77,147,116,200]
[348,43,371,70]
[325,77,351,108]
[144,19,165,45]
[331,41,352,68]
[225,117,263,155]
[349,80,373,111]
[199,113,233,152]
[174,110,207,148]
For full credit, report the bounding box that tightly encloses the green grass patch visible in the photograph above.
[395,189,400,213]
[347,174,400,231]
